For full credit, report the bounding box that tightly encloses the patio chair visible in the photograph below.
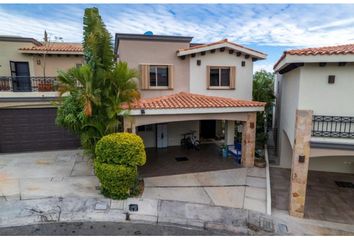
[227,143,242,164]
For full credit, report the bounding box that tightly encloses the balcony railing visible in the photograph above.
[0,76,59,92]
[312,115,354,139]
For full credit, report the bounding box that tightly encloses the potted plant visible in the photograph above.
[221,144,228,158]
[254,149,266,168]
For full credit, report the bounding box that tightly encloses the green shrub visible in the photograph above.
[94,161,138,199]
[95,132,146,166]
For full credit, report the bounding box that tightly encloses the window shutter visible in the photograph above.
[230,66,236,89]
[206,66,211,89]
[168,65,174,89]
[140,64,149,89]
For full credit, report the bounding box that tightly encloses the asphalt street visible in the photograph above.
[0,222,240,236]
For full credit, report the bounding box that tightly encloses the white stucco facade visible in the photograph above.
[189,51,254,100]
[298,63,354,116]
[275,59,354,173]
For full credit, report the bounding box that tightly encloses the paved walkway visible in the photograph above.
[143,168,267,213]
[0,150,101,201]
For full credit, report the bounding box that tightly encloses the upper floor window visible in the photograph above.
[207,66,236,89]
[140,64,174,90]
[149,65,169,87]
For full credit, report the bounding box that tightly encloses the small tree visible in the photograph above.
[56,7,140,154]
[252,70,275,147]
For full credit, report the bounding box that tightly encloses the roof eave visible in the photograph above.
[274,53,354,73]
[19,50,84,55]
[177,42,267,59]
[126,106,265,116]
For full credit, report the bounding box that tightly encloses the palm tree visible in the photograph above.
[57,65,101,117]
[56,7,139,154]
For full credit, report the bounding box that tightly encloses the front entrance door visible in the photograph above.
[200,120,216,139]
[156,124,168,148]
[10,61,31,92]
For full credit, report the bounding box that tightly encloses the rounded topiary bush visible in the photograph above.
[95,132,146,167]
[94,161,138,199]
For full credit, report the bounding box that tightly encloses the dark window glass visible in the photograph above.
[157,67,168,86]
[149,65,169,87]
[137,126,145,132]
[149,66,157,86]
[210,68,219,86]
[221,68,230,86]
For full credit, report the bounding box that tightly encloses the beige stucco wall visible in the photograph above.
[189,51,254,99]
[33,55,84,77]
[117,39,190,98]
[0,41,35,76]
[298,63,354,116]
[0,40,84,78]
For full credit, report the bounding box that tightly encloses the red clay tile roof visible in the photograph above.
[177,38,266,56]
[124,92,265,110]
[19,42,83,53]
[274,43,354,70]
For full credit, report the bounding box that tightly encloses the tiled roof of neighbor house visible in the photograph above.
[19,42,83,53]
[124,92,265,110]
[177,38,266,56]
[274,43,354,70]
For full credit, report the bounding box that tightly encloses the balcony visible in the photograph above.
[312,115,354,139]
[0,76,58,92]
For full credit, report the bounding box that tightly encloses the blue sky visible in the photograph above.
[1,4,354,71]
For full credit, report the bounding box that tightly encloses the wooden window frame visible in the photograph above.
[140,64,174,90]
[207,65,236,90]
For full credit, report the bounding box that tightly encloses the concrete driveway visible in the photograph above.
[143,168,267,213]
[0,150,101,201]
[0,150,267,214]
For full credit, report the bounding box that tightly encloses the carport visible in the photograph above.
[123,92,265,170]
[270,166,354,225]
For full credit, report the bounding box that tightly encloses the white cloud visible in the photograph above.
[253,63,274,73]
[0,4,354,48]
[0,6,83,42]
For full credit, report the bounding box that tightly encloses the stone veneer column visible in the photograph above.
[289,109,313,218]
[241,112,256,168]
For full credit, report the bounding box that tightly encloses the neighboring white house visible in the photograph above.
[273,43,354,217]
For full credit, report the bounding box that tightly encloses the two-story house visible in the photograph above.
[116,33,267,167]
[0,36,84,152]
[273,43,354,218]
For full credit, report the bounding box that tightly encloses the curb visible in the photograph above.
[0,197,288,235]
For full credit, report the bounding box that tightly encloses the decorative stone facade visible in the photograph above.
[241,112,257,168]
[289,109,313,218]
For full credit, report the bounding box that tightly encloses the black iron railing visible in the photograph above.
[0,76,59,92]
[312,115,354,139]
